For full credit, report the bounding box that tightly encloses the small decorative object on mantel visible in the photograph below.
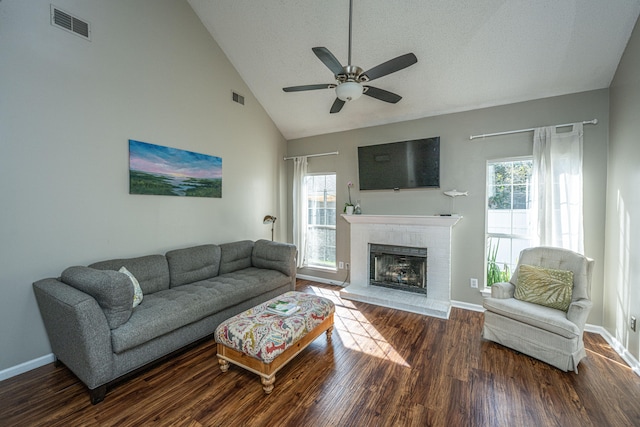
[354,199,362,215]
[443,190,468,197]
[443,189,468,215]
[344,181,355,214]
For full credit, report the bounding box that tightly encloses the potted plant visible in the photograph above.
[344,181,355,214]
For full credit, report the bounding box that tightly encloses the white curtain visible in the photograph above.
[292,156,308,268]
[532,123,584,253]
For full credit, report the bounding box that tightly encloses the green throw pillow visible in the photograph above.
[515,264,574,311]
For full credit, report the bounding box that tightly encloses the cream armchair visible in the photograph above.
[482,246,594,373]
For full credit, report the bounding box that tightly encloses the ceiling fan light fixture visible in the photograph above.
[336,81,363,101]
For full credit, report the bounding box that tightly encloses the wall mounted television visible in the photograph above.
[357,137,440,190]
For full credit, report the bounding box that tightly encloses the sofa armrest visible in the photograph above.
[33,278,114,390]
[566,298,593,331]
[490,281,515,299]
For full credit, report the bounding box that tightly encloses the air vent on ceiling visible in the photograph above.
[51,4,91,40]
[232,91,245,106]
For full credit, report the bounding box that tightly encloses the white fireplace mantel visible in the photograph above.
[341,214,461,227]
[340,214,461,319]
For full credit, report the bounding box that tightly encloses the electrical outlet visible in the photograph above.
[631,316,637,332]
[338,261,344,269]
[345,263,350,270]
[470,278,478,289]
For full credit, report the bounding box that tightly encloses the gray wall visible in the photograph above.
[0,0,286,372]
[605,18,640,360]
[288,90,609,324]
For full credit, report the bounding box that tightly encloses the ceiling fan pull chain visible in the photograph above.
[348,0,353,66]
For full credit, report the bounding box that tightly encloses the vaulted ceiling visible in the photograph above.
[188,0,640,140]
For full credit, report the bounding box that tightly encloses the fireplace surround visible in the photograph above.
[340,214,461,319]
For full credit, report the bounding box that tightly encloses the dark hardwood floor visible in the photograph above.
[1,280,639,426]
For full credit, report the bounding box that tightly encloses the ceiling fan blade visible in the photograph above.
[361,53,418,82]
[363,86,402,103]
[283,84,334,92]
[330,98,346,114]
[312,47,345,76]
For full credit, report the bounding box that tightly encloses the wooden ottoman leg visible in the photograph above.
[261,374,276,394]
[326,325,333,340]
[218,357,229,373]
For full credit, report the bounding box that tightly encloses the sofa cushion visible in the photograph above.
[110,267,290,353]
[166,244,221,287]
[252,239,296,277]
[515,264,573,311]
[219,240,254,274]
[61,266,133,329]
[90,255,170,295]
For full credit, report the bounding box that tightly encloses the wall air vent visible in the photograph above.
[232,91,245,105]
[51,5,91,40]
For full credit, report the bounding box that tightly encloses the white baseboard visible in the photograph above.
[451,300,485,312]
[585,324,640,376]
[0,353,54,382]
[296,273,348,288]
[3,280,639,382]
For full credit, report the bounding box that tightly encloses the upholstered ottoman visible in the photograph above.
[214,291,335,393]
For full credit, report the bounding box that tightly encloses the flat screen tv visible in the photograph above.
[357,137,440,190]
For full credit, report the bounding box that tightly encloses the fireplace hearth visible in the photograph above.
[369,244,427,294]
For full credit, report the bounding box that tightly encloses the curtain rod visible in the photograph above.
[469,119,598,140]
[283,151,339,160]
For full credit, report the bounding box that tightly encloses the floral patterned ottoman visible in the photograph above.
[214,291,335,394]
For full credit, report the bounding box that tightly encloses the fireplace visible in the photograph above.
[369,244,427,294]
[340,214,461,319]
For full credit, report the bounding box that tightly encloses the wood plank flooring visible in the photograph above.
[1,280,639,426]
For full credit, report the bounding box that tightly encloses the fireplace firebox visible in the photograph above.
[369,244,427,294]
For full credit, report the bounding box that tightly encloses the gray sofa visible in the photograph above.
[33,239,296,404]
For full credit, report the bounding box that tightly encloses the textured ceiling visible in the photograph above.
[188,0,640,140]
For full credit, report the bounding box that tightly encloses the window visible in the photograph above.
[305,174,336,270]
[486,158,533,286]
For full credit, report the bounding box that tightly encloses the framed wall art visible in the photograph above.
[129,140,222,198]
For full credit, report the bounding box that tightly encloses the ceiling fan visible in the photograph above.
[282,0,418,114]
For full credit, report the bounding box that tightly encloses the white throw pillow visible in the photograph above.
[119,266,143,308]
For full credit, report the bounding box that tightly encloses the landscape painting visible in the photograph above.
[129,140,222,198]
